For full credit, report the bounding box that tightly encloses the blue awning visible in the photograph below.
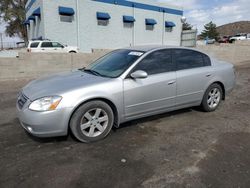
[23,20,30,25]
[96,12,111,20]
[28,16,36,21]
[145,18,157,25]
[165,21,176,27]
[123,15,135,23]
[58,6,75,16]
[32,8,41,16]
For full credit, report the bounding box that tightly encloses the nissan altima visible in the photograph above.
[17,46,235,142]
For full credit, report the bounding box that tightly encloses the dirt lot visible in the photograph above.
[0,62,250,188]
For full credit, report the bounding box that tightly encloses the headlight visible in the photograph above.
[29,96,62,112]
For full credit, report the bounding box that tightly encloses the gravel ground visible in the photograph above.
[0,63,250,188]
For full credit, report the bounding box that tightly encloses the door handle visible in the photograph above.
[206,73,212,77]
[168,80,176,85]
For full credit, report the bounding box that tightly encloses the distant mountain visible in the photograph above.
[216,21,250,36]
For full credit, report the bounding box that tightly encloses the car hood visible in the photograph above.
[22,70,110,101]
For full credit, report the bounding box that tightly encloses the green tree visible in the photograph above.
[182,21,192,31]
[0,0,28,41]
[200,21,219,40]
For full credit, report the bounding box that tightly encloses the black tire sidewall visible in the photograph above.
[202,83,223,112]
[70,100,114,143]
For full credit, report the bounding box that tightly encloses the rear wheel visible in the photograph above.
[70,100,114,143]
[201,83,223,112]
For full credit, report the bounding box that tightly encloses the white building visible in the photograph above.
[25,0,183,52]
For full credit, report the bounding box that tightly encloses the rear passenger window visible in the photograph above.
[134,49,174,75]
[41,42,53,48]
[173,49,205,70]
[30,42,39,48]
[203,55,211,66]
[52,42,63,48]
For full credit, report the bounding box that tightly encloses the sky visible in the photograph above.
[159,0,250,32]
[0,0,250,42]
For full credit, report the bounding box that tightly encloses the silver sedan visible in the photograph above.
[17,46,236,142]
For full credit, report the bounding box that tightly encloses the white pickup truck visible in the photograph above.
[229,33,250,43]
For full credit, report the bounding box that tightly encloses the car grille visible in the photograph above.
[18,93,28,109]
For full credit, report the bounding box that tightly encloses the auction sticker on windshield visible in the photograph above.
[128,51,144,56]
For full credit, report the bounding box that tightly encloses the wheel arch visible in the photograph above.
[68,97,120,132]
[208,81,225,100]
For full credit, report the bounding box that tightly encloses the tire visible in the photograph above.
[69,51,76,53]
[201,83,223,112]
[70,100,114,143]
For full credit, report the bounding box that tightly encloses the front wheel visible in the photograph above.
[70,100,114,143]
[201,83,223,112]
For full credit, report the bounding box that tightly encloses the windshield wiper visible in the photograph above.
[83,69,104,77]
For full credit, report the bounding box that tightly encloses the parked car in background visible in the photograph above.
[229,33,249,43]
[17,46,235,143]
[27,40,79,53]
[218,36,230,43]
[206,38,216,44]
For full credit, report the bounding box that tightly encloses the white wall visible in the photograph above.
[25,0,44,39]
[133,8,163,46]
[79,0,135,52]
[163,13,182,46]
[42,0,77,47]
[26,0,183,52]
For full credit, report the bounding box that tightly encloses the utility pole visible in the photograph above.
[0,33,3,50]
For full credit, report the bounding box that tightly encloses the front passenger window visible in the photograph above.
[133,49,174,75]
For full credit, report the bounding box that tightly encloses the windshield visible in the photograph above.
[85,49,144,78]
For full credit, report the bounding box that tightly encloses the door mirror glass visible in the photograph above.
[130,70,148,79]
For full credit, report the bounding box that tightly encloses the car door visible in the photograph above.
[123,49,176,119]
[52,42,65,53]
[40,42,54,52]
[173,49,212,106]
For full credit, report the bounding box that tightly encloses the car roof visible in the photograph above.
[123,45,204,53]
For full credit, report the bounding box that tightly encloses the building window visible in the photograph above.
[96,12,110,26]
[60,15,74,22]
[123,22,134,28]
[165,27,173,32]
[145,18,157,31]
[165,21,175,32]
[97,20,109,26]
[123,15,135,28]
[146,25,154,31]
[58,6,75,22]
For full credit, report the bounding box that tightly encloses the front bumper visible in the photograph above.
[16,100,73,137]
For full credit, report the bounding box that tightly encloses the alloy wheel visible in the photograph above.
[80,108,109,137]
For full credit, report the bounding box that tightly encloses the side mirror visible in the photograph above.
[130,70,148,79]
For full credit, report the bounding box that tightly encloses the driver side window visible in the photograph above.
[133,49,174,75]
